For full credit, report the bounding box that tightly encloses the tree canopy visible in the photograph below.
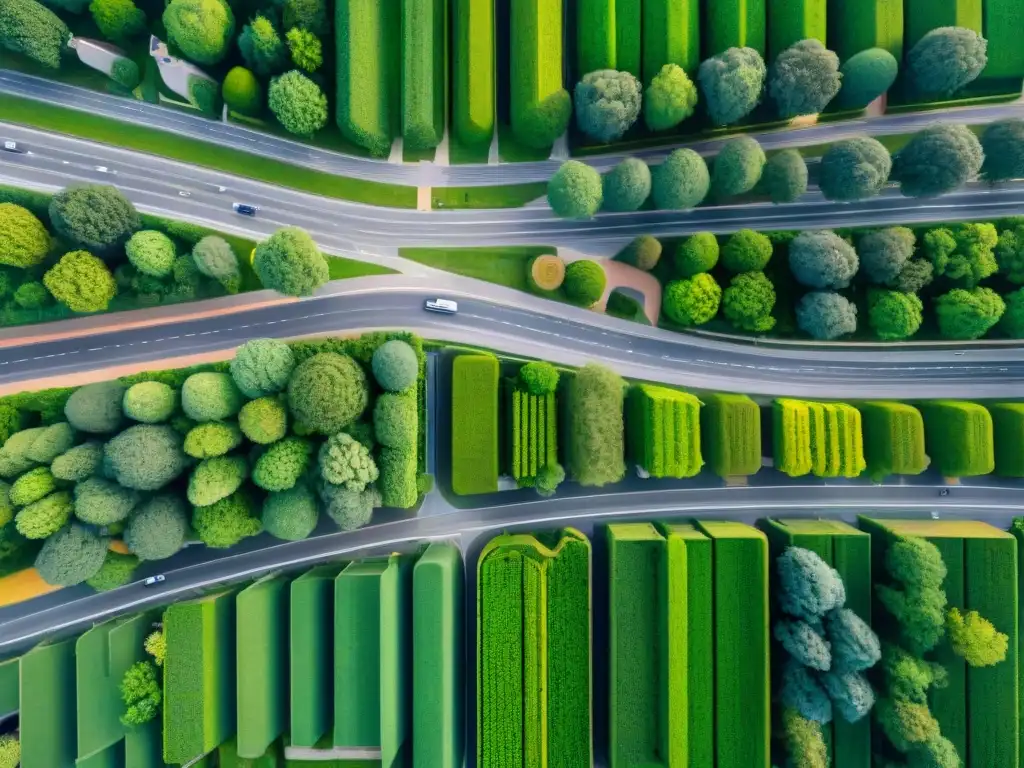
[547,160,603,219]
[0,0,69,69]
[674,232,719,277]
[711,136,766,200]
[49,184,139,254]
[253,226,329,296]
[698,47,766,127]
[563,260,607,307]
[868,289,923,341]
[789,231,859,289]
[760,149,808,204]
[721,229,772,272]
[126,230,176,278]
[0,203,50,268]
[268,70,328,137]
[922,223,998,287]
[895,123,984,198]
[907,26,988,97]
[769,39,842,118]
[935,287,1005,340]
[222,66,262,115]
[573,69,643,143]
[858,227,916,285]
[644,63,698,132]
[722,271,776,333]
[651,149,709,210]
[980,119,1024,182]
[602,158,651,212]
[819,138,892,201]
[163,0,235,65]
[44,250,118,313]
[838,48,899,109]
[796,291,858,340]
[662,273,721,326]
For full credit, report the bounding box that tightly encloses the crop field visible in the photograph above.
[904,0,982,50]
[401,0,446,151]
[576,0,615,75]
[163,591,237,765]
[703,0,767,56]
[20,639,77,767]
[124,720,164,768]
[616,0,642,76]
[336,0,398,157]
[451,354,500,496]
[768,0,827,61]
[413,543,465,768]
[509,389,558,485]
[700,393,761,477]
[290,566,338,748]
[774,399,813,476]
[236,576,289,758]
[452,0,495,146]
[626,384,703,479]
[773,399,865,478]
[642,0,700,82]
[380,555,413,768]
[983,0,1024,81]
[860,401,928,480]
[990,403,1024,477]
[509,0,565,143]
[920,401,995,478]
[0,657,16,715]
[827,0,904,60]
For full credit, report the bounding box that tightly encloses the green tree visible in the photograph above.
[373,392,416,449]
[858,227,916,285]
[760,148,808,204]
[262,483,319,540]
[89,0,145,42]
[781,709,827,768]
[191,235,240,293]
[190,75,221,118]
[0,0,69,69]
[876,698,940,753]
[563,260,606,307]
[319,482,377,530]
[103,424,190,490]
[573,69,642,143]
[616,235,661,271]
[896,123,984,198]
[776,547,845,619]
[124,495,189,560]
[697,46,766,126]
[868,289,923,341]
[15,491,72,539]
[145,630,165,665]
[13,280,49,309]
[181,371,242,422]
[935,286,1005,340]
[517,361,559,395]
[126,230,176,277]
[839,48,899,109]
[123,380,176,423]
[789,230,858,290]
[998,287,1024,338]
[238,14,286,75]
[26,422,74,464]
[0,203,50,268]
[907,27,987,97]
[722,271,776,332]
[74,476,140,525]
[35,523,109,586]
[87,551,139,591]
[110,57,140,90]
[222,66,262,115]
[643,63,698,132]
[547,160,603,219]
[662,273,721,327]
[230,337,295,397]
[51,441,103,481]
[651,148,709,210]
[0,426,45,479]
[268,70,328,136]
[239,397,287,444]
[796,291,858,340]
[287,352,368,434]
[512,89,571,150]
[819,137,892,201]
[43,250,118,313]
[371,339,418,392]
[49,184,139,254]
[721,229,772,272]
[821,670,875,724]
[981,119,1024,182]
[187,455,248,506]
[252,436,313,491]
[779,658,832,723]
[769,39,842,118]
[673,232,718,277]
[253,226,329,296]
[922,223,998,287]
[711,136,765,199]
[0,734,19,768]
[285,26,321,72]
[995,225,1024,283]
[183,421,243,458]
[826,608,881,673]
[318,432,377,490]
[775,619,831,670]
[282,0,327,35]
[945,607,1009,667]
[10,467,55,507]
[601,157,650,212]
[890,258,935,294]
[163,0,235,65]
[119,661,161,725]
[192,490,261,547]
[65,381,126,434]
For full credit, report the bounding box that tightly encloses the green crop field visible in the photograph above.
[696,521,770,768]
[989,403,1024,477]
[413,543,465,768]
[642,0,700,82]
[615,0,642,77]
[163,591,237,764]
[236,576,289,758]
[626,384,703,478]
[510,0,565,145]
[983,0,1024,81]
[827,0,903,60]
[1011,527,1024,764]
[452,0,494,147]
[451,354,500,496]
[124,720,164,768]
[290,566,338,748]
[920,401,995,477]
[401,0,446,151]
[768,0,826,61]
[576,0,616,75]
[334,560,387,749]
[336,0,398,157]
[704,0,766,56]
[380,555,414,768]
[508,389,558,485]
[774,399,813,476]
[773,399,864,478]
[860,400,928,479]
[700,392,761,477]
[20,639,77,767]
[0,657,17,715]
[904,0,982,50]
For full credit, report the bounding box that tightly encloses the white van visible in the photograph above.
[424,298,458,314]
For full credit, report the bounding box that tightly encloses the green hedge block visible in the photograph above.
[0,657,17,715]
[451,354,500,495]
[510,0,566,144]
[827,0,903,60]
[508,389,558,484]
[920,400,994,478]
[615,0,641,76]
[643,0,700,81]
[626,384,703,479]
[860,400,928,480]
[401,0,445,150]
[704,0,766,56]
[774,398,813,477]
[290,566,338,748]
[380,554,413,768]
[768,0,827,61]
[21,639,77,768]
[452,0,495,146]
[576,0,616,75]
[990,403,1024,478]
[904,0,982,50]
[983,0,1024,80]
[124,719,165,768]
[701,392,761,477]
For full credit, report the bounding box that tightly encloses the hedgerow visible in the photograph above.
[626,384,702,478]
[565,364,625,487]
[450,355,499,496]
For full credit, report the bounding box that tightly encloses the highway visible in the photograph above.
[2,126,1023,255]
[1,69,1021,186]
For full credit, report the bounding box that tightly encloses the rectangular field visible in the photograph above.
[774,398,813,476]
[236,576,289,758]
[401,0,445,150]
[290,566,338,748]
[990,402,1024,477]
[827,0,903,60]
[451,0,494,147]
[380,554,413,768]
[451,354,499,496]
[124,720,164,768]
[20,639,77,768]
[983,0,1024,81]
[642,0,700,82]
[509,0,565,144]
[904,0,983,50]
[508,388,557,485]
[768,0,827,61]
[576,0,616,75]
[920,401,994,477]
[860,400,928,480]
[701,392,761,477]
[0,657,16,715]
[626,384,703,479]
[703,0,766,57]
[615,0,641,76]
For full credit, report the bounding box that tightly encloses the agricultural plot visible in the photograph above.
[452,0,495,147]
[451,354,500,496]
[695,520,770,768]
[826,0,903,60]
[919,401,994,478]
[508,388,558,485]
[703,0,766,57]
[576,0,616,75]
[380,554,413,768]
[124,720,164,768]
[773,399,865,478]
[0,657,17,715]
[983,0,1024,81]
[768,0,827,61]
[990,403,1024,477]
[904,0,982,50]
[236,576,290,759]
[163,590,237,765]
[626,384,703,479]
[860,401,928,480]
[642,0,700,83]
[509,0,566,145]
[615,0,642,77]
[401,0,446,151]
[413,543,465,768]
[477,529,592,768]
[20,639,77,768]
[701,392,761,477]
[290,566,339,748]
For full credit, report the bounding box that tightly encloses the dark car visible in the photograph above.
[233,203,260,217]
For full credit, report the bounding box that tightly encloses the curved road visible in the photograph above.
[1,69,1021,186]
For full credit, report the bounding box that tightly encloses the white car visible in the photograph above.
[2,140,24,153]
[144,574,166,587]
[424,298,458,314]
[95,165,117,174]
[178,190,191,197]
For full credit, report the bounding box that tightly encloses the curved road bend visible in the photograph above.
[1,70,1021,185]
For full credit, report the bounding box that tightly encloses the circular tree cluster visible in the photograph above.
[49,184,140,254]
[819,138,892,202]
[573,69,643,143]
[674,232,719,277]
[253,226,329,296]
[761,149,808,204]
[287,352,368,434]
[563,260,607,307]
[662,273,721,327]
[895,123,984,198]
[721,229,772,272]
[907,27,988,98]
[644,63,698,132]
[698,47,766,126]
[651,149,710,210]
[796,292,858,340]
[182,372,243,422]
[548,160,603,219]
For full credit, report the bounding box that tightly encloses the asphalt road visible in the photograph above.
[1,69,1021,186]
[2,127,1023,254]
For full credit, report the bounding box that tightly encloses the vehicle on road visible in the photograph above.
[2,140,24,153]
[233,202,260,216]
[143,574,166,586]
[178,190,191,197]
[94,165,116,174]
[425,298,458,314]
[216,185,227,192]
[940,488,950,497]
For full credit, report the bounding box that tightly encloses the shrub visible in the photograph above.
[644,63,698,131]
[318,432,377,491]
[103,424,189,490]
[74,476,140,525]
[535,461,565,497]
[721,229,772,272]
[222,66,262,115]
[573,69,642,142]
[145,630,165,665]
[672,232,718,277]
[662,274,721,326]
[697,47,766,126]
[996,225,1024,284]
[253,226,329,296]
[26,422,74,464]
[615,235,660,271]
[286,27,321,72]
[192,236,240,293]
[238,397,287,444]
[858,227,915,284]
[796,292,858,340]
[981,119,1024,182]
[563,260,606,307]
[781,709,826,768]
[770,39,842,118]
[188,75,220,117]
[774,619,831,670]
[34,523,108,586]
[183,421,242,458]
[839,48,899,109]
[723,271,776,332]
[192,490,261,548]
[566,364,625,487]
[651,149,709,210]
[780,658,832,723]
[602,158,651,212]
[868,290,923,341]
[517,361,559,395]
[819,138,892,201]
[125,231,175,277]
[371,340,418,392]
[999,288,1024,337]
[945,607,1009,667]
[777,547,845,619]
[789,230,858,290]
[378,447,417,507]
[884,535,947,590]
[230,338,295,398]
[88,551,139,592]
[0,0,69,69]
[935,287,1005,340]
[123,381,176,423]
[282,0,327,34]
[252,436,312,491]
[895,123,984,198]
[163,0,235,65]
[287,352,368,434]
[262,483,318,540]
[15,491,71,539]
[269,70,328,137]
[0,735,19,768]
[711,136,766,199]
[49,184,139,254]
[319,482,378,530]
[119,660,160,724]
[14,280,48,309]
[907,26,987,97]
[181,372,243,422]
[373,393,416,450]
[923,223,998,287]
[0,427,45,479]
[187,455,248,506]
[890,258,935,294]
[512,90,572,149]
[65,380,126,433]
[51,441,103,481]
[821,670,875,724]
[10,467,55,507]
[760,149,808,204]
[0,203,50,268]
[827,608,881,673]
[548,160,603,219]
[876,698,940,752]
[124,495,189,560]
[43,250,118,313]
